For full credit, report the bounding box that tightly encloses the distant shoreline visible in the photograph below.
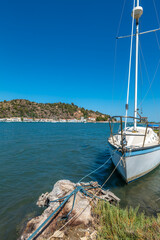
[0,99,110,122]
[0,119,109,123]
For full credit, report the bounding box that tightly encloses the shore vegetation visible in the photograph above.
[94,201,160,240]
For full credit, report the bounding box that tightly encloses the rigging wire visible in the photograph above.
[138,40,157,108]
[138,41,156,107]
[152,0,160,50]
[136,0,160,119]
[116,0,127,38]
[112,0,126,109]
[138,58,160,107]
[153,0,160,52]
[152,0,160,27]
[138,1,160,109]
[138,40,160,108]
[124,0,135,129]
[139,47,143,114]
[155,31,160,50]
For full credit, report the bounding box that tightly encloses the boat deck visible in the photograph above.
[109,126,159,150]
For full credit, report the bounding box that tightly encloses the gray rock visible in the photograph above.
[20,180,119,240]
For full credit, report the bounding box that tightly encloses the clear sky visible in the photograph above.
[0,0,160,121]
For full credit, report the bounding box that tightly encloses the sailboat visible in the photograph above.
[108,0,160,183]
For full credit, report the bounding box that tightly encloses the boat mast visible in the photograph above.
[132,0,143,130]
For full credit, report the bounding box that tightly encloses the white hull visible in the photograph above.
[108,143,160,183]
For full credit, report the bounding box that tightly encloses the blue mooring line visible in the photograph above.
[27,189,77,240]
[27,185,101,240]
[50,194,69,203]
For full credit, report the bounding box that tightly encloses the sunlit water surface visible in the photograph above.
[0,123,159,240]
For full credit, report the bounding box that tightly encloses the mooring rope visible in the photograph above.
[27,189,77,240]
[27,184,108,240]
[78,148,118,183]
[48,153,124,240]
[27,149,123,240]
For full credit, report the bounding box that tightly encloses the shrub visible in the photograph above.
[94,201,160,240]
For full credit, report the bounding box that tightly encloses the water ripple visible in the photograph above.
[0,122,159,240]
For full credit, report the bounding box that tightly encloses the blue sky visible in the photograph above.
[0,0,160,121]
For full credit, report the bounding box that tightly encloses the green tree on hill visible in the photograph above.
[0,99,110,120]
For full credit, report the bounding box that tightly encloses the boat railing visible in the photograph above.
[108,115,150,152]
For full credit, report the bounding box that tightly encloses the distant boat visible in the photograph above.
[108,0,160,183]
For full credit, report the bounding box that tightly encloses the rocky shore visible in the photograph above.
[20,180,120,240]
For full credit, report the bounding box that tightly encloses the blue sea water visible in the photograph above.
[0,123,160,240]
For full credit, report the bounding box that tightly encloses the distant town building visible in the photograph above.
[87,117,96,122]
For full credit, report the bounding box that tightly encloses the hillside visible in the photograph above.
[0,99,110,121]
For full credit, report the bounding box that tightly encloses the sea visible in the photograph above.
[0,122,160,240]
